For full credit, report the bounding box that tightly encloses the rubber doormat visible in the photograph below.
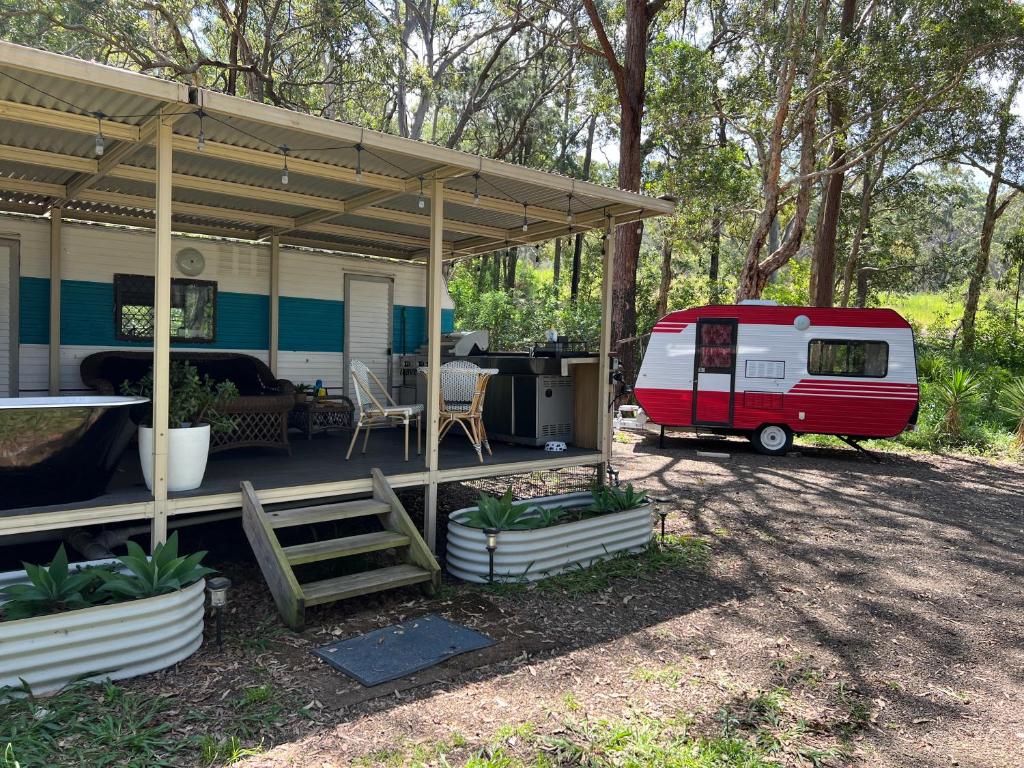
[313,613,496,687]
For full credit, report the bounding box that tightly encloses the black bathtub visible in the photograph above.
[0,396,148,510]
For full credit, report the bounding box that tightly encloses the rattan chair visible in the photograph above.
[437,361,497,463]
[347,360,422,461]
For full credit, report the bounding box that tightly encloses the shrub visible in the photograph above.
[121,361,239,432]
[0,546,106,620]
[999,377,1024,445]
[935,367,982,441]
[97,533,214,600]
[588,483,649,514]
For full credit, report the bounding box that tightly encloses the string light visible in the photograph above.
[636,209,644,235]
[195,109,206,151]
[280,145,290,185]
[354,143,364,181]
[417,176,426,209]
[92,111,105,157]
[565,192,574,225]
[472,173,481,205]
[521,202,529,232]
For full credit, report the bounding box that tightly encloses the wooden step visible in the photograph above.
[282,531,410,565]
[301,564,432,606]
[266,498,390,529]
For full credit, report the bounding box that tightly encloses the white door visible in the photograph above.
[0,241,16,397]
[345,275,393,396]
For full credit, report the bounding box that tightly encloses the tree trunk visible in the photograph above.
[709,114,726,303]
[504,248,517,291]
[810,0,856,307]
[553,239,561,285]
[655,235,673,318]
[962,72,1023,356]
[570,115,597,302]
[840,168,875,306]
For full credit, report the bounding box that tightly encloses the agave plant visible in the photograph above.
[0,545,104,621]
[999,377,1024,445]
[935,367,982,441]
[97,532,214,600]
[588,483,649,514]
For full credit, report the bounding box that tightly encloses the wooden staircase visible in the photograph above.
[241,468,441,630]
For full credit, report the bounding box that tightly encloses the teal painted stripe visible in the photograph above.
[279,296,344,352]
[19,276,49,344]
[19,278,267,350]
[391,306,455,353]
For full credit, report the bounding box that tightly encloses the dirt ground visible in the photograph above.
[124,435,1024,767]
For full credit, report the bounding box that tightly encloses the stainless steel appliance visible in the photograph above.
[481,371,574,446]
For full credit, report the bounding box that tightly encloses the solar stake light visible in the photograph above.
[647,496,669,543]
[483,527,499,582]
[206,576,232,651]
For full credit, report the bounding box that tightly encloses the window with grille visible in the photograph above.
[808,339,888,378]
[114,274,217,343]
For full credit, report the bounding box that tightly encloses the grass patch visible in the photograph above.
[482,534,711,599]
[0,681,188,768]
[632,662,691,688]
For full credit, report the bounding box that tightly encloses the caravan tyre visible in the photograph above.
[751,424,792,456]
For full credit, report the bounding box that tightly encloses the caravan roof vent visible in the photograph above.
[738,299,779,306]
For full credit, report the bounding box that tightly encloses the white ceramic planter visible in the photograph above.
[139,424,211,492]
[446,491,654,583]
[0,578,206,697]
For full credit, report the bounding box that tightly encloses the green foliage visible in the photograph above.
[0,546,105,621]
[97,533,213,600]
[121,361,239,432]
[459,488,545,531]
[999,377,1024,444]
[935,367,983,441]
[588,483,648,514]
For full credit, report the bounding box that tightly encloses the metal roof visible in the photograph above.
[0,40,675,261]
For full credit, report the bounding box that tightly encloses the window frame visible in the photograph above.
[113,273,218,344]
[807,338,889,379]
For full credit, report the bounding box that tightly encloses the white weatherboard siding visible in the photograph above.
[275,351,344,389]
[346,276,392,391]
[0,243,10,396]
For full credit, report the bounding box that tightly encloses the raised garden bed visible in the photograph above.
[0,574,205,696]
[446,490,654,583]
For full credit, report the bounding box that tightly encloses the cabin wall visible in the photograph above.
[0,215,454,394]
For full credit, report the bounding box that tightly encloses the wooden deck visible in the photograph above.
[0,429,601,534]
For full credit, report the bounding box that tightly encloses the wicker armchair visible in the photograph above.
[80,351,295,454]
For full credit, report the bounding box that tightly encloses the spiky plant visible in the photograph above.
[998,377,1024,446]
[935,368,982,441]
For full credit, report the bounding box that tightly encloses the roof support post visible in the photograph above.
[47,207,61,395]
[423,175,445,552]
[269,233,280,375]
[597,216,617,470]
[150,112,174,550]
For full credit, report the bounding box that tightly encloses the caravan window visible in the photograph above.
[808,339,888,378]
[114,274,217,343]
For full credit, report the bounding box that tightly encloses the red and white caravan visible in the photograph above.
[634,301,919,455]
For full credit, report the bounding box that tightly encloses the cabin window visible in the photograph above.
[808,339,888,378]
[114,274,217,343]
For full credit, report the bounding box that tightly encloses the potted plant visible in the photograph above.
[121,362,238,492]
[0,534,213,697]
[446,484,654,583]
[294,383,311,404]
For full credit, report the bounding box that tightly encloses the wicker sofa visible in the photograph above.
[80,351,295,454]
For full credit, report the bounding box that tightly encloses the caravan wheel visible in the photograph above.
[751,424,792,456]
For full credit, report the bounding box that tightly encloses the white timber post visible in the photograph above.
[269,233,280,374]
[151,112,174,550]
[48,207,61,395]
[423,174,445,551]
[597,215,617,476]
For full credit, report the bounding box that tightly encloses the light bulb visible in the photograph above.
[472,173,481,205]
[95,132,105,157]
[281,167,289,185]
[418,194,425,209]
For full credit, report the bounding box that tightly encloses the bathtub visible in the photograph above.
[0,396,148,510]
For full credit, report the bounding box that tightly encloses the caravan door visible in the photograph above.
[344,274,393,396]
[691,318,737,426]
